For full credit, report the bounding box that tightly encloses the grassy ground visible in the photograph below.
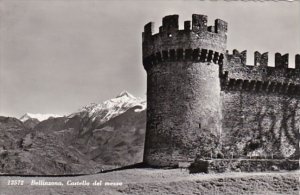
[0,169,299,195]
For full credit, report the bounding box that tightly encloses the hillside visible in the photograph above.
[0,92,146,175]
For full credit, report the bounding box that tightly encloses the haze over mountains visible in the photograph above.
[19,113,63,122]
[0,91,146,175]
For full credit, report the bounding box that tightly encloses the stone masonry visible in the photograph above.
[142,14,300,167]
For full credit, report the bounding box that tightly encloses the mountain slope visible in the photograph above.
[84,105,146,165]
[34,91,147,167]
[23,118,40,129]
[1,91,146,175]
[0,116,100,174]
[0,116,30,150]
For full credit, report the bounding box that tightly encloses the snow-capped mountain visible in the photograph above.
[69,91,146,123]
[20,113,62,122]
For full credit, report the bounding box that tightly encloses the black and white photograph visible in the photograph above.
[0,0,299,194]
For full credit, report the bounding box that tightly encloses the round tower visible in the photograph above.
[142,14,228,167]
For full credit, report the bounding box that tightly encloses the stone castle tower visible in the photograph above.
[142,14,300,167]
[142,14,227,166]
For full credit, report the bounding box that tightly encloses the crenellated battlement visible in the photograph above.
[142,15,300,90]
[254,51,268,67]
[226,49,300,69]
[226,49,247,65]
[142,14,228,69]
[224,50,300,88]
[143,14,227,41]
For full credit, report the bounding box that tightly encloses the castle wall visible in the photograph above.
[221,50,300,159]
[144,60,221,166]
[224,50,300,85]
[221,90,300,159]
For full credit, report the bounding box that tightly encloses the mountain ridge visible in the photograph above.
[1,91,146,175]
[20,113,62,122]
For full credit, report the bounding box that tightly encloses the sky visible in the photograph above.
[0,0,299,118]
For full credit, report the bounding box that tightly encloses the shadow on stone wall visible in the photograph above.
[221,93,299,160]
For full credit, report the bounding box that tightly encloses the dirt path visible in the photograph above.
[0,169,299,195]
